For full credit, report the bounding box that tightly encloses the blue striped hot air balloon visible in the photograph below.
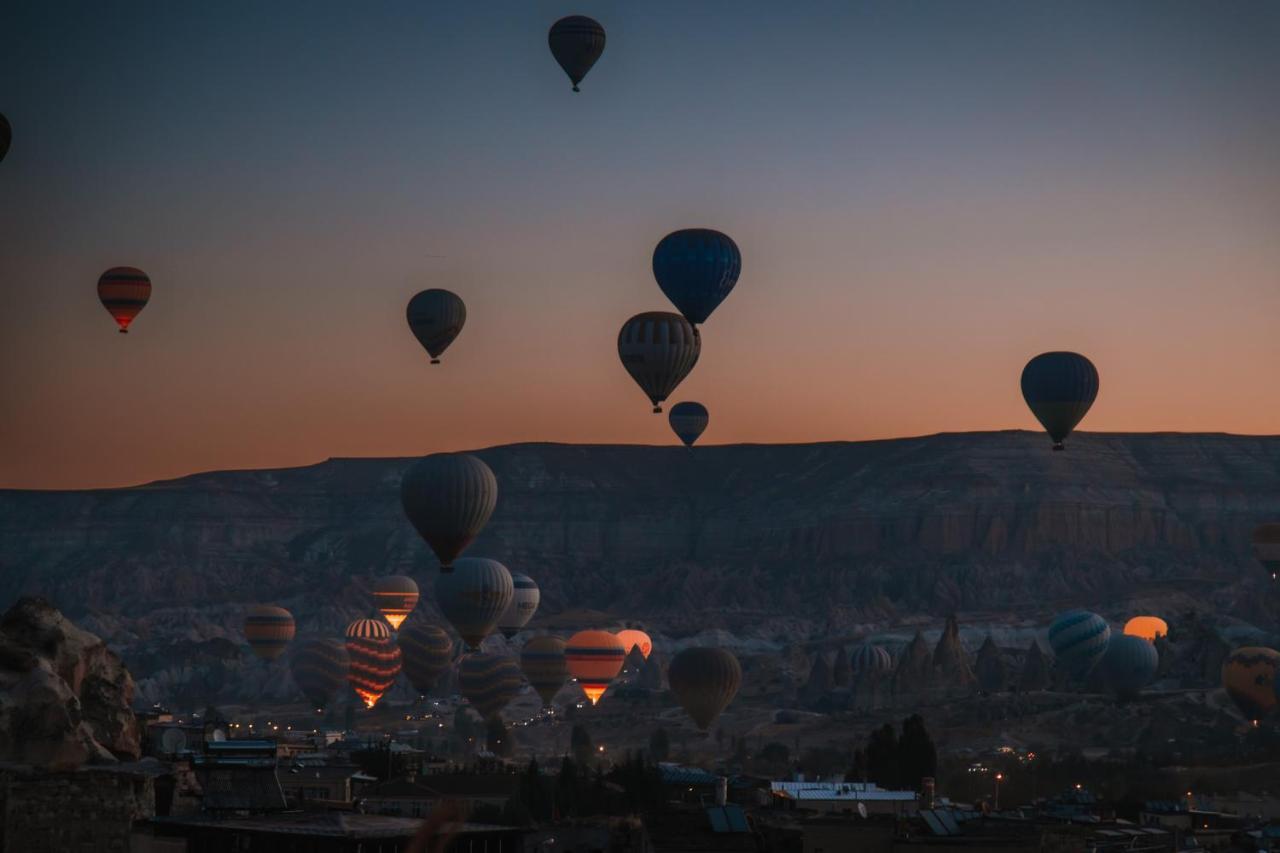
[1048,610,1110,679]
[1098,634,1159,699]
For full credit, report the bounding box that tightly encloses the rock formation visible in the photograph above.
[1017,640,1051,692]
[932,615,976,693]
[974,635,1007,693]
[800,654,832,705]
[0,598,140,769]
[831,646,851,688]
[639,651,667,691]
[893,632,933,699]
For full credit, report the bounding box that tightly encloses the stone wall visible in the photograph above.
[0,765,157,853]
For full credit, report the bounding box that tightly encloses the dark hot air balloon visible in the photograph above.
[398,622,454,696]
[97,267,152,334]
[244,605,295,661]
[400,453,498,570]
[373,575,419,630]
[1048,610,1110,679]
[436,557,514,650]
[1020,352,1099,450]
[565,630,626,705]
[849,644,894,676]
[498,573,540,640]
[668,647,742,731]
[1222,646,1279,721]
[521,636,569,706]
[345,618,402,709]
[406,289,466,364]
[1098,635,1158,699]
[668,402,709,447]
[458,653,525,720]
[1253,523,1280,581]
[617,312,700,413]
[0,113,10,163]
[652,229,741,327]
[548,16,606,92]
[290,638,349,710]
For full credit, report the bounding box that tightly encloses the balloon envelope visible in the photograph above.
[0,113,10,163]
[565,630,626,705]
[652,229,742,326]
[850,644,894,676]
[290,638,349,710]
[1253,523,1280,579]
[436,557,514,650]
[398,622,454,695]
[521,636,569,706]
[406,289,466,363]
[1020,352,1099,450]
[97,267,152,334]
[1221,646,1279,720]
[1048,610,1110,679]
[244,605,295,661]
[668,402,709,447]
[668,647,742,730]
[1098,635,1158,699]
[373,575,420,631]
[617,312,700,413]
[498,573,540,640]
[458,653,525,720]
[400,453,498,569]
[345,619,402,709]
[615,629,653,659]
[548,15,605,91]
[1122,616,1168,643]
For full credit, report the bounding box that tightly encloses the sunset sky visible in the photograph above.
[2,1,1279,489]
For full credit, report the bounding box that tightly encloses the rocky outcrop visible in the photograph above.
[831,647,851,688]
[1017,641,1051,692]
[932,615,976,693]
[0,598,140,770]
[974,635,1007,693]
[639,652,667,691]
[800,654,832,705]
[894,632,933,698]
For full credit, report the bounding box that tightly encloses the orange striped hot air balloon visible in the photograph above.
[97,267,152,333]
[565,630,626,705]
[373,575,419,631]
[244,605,295,661]
[615,629,653,659]
[1123,616,1168,643]
[345,618,402,709]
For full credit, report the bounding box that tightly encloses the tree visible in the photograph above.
[486,716,512,757]
[760,742,790,765]
[865,724,898,787]
[648,727,670,762]
[571,723,594,767]
[897,715,938,789]
[844,748,868,783]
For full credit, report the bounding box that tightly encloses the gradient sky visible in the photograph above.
[2,1,1279,489]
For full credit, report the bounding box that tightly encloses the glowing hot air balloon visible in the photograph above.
[668,402,709,447]
[373,575,420,631]
[345,618,402,709]
[435,557,514,650]
[521,636,569,706]
[668,647,741,731]
[98,267,152,334]
[458,652,525,720]
[1123,616,1168,643]
[653,229,742,328]
[244,605,295,661]
[498,573,540,640]
[565,630,626,705]
[617,312,700,413]
[1222,646,1279,721]
[615,629,653,659]
[290,638,349,711]
[406,289,466,364]
[548,16,605,92]
[398,622,454,696]
[400,453,498,570]
[1020,352,1099,451]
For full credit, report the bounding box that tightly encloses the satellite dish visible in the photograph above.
[857,802,868,819]
[160,728,187,754]
[210,728,227,742]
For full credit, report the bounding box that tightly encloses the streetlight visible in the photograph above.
[994,773,1003,811]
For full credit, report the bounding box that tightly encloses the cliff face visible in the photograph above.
[0,431,1277,704]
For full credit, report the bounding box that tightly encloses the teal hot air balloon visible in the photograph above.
[401,453,498,570]
[436,557,514,650]
[653,229,742,328]
[498,573,540,640]
[290,638,350,711]
[1098,634,1159,699]
[617,312,700,414]
[406,289,466,364]
[1021,352,1099,451]
[1048,610,1110,679]
[458,652,525,720]
[668,402,709,447]
[548,15,605,92]
[398,622,454,696]
[521,636,569,706]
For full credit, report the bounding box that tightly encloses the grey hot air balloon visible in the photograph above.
[617,312,700,413]
[398,621,454,696]
[498,573,540,640]
[401,453,498,570]
[436,557,514,650]
[290,638,350,711]
[521,636,569,706]
[1020,352,1099,451]
[406,289,466,364]
[1097,634,1159,699]
[667,647,741,731]
[548,16,605,92]
[458,652,525,720]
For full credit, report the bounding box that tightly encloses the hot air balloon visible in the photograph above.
[97,267,152,334]
[435,557,514,650]
[244,605,296,661]
[652,229,741,327]
[398,622,454,696]
[1253,523,1280,580]
[1123,616,1168,643]
[290,638,350,711]
[1020,352,1099,451]
[565,630,626,705]
[850,644,894,676]
[668,647,742,731]
[373,575,420,631]
[406,289,466,364]
[1221,646,1279,721]
[498,573,540,640]
[548,16,605,92]
[0,113,10,163]
[521,636,569,706]
[1048,610,1110,679]
[345,618,403,709]
[668,402,709,447]
[400,453,498,570]
[458,653,525,720]
[615,629,653,660]
[1098,635,1158,699]
[617,312,700,413]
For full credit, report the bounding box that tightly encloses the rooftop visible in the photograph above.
[153,813,515,839]
[770,781,917,802]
